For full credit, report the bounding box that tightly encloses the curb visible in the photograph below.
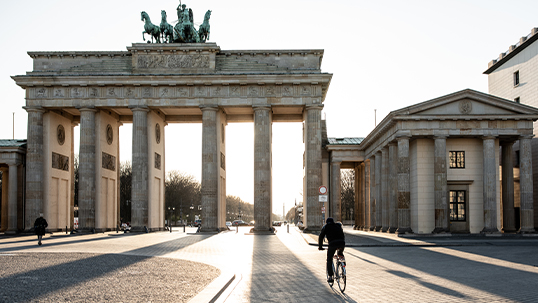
[187,272,236,303]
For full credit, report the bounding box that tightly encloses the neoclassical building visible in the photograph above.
[325,89,538,234]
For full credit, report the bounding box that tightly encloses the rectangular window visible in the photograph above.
[450,190,466,221]
[514,97,520,103]
[514,71,520,86]
[449,151,465,168]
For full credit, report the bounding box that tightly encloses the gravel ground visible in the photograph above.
[0,253,220,302]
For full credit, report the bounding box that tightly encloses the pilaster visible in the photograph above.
[388,143,398,233]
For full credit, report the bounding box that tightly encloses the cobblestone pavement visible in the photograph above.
[1,226,538,302]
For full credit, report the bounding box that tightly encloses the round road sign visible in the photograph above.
[319,186,327,195]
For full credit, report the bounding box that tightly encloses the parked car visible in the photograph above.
[249,220,255,226]
[226,221,232,227]
[232,220,248,226]
[297,221,304,230]
[272,221,282,226]
[193,219,202,227]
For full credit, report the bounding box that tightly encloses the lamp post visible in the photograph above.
[167,206,175,233]
[190,204,194,226]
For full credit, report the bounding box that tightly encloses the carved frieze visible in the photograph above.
[89,87,99,97]
[54,88,65,97]
[36,87,47,98]
[52,152,69,171]
[125,87,136,98]
[102,152,116,171]
[155,152,161,170]
[177,87,189,97]
[137,54,210,69]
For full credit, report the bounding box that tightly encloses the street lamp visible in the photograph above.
[167,206,175,233]
[190,204,194,225]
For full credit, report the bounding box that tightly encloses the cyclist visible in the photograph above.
[318,217,345,283]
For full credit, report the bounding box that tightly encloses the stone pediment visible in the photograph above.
[392,89,538,118]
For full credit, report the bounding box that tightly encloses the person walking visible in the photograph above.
[34,213,48,246]
[318,217,345,283]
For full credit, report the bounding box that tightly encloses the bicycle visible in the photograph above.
[325,251,346,292]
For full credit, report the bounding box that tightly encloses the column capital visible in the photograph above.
[129,106,149,112]
[330,158,342,164]
[396,135,412,142]
[388,142,398,147]
[482,135,496,140]
[305,104,324,111]
[199,105,219,112]
[519,134,534,140]
[433,135,448,140]
[252,105,271,112]
[23,106,45,113]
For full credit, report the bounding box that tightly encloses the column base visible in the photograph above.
[374,226,382,232]
[381,227,389,232]
[432,227,450,234]
[130,226,150,233]
[369,226,375,231]
[396,227,413,234]
[249,227,276,234]
[199,227,222,233]
[502,227,518,233]
[388,227,397,233]
[480,227,500,234]
[518,227,537,234]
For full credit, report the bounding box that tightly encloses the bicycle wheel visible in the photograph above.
[336,262,346,292]
[326,261,335,287]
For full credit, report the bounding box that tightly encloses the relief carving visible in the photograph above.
[137,54,210,69]
[89,88,98,97]
[266,86,275,96]
[126,87,135,97]
[282,86,292,96]
[177,87,188,97]
[107,88,116,97]
[459,100,472,114]
[71,87,82,98]
[230,86,240,97]
[195,86,206,97]
[160,88,169,97]
[36,88,46,98]
[155,123,161,144]
[155,152,161,170]
[106,124,113,145]
[102,152,116,171]
[248,86,259,97]
[57,124,65,145]
[52,152,69,171]
[54,88,64,97]
[301,85,311,95]
[143,87,152,97]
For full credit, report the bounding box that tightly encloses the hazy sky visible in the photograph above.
[1,0,537,216]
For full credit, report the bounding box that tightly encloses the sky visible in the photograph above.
[1,0,537,216]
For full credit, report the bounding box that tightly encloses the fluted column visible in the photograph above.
[354,164,362,229]
[330,160,341,222]
[131,107,149,230]
[388,143,398,233]
[304,105,323,231]
[375,151,382,231]
[253,106,272,232]
[364,160,371,231]
[397,136,412,234]
[6,163,18,233]
[519,135,535,233]
[433,136,449,233]
[24,107,45,230]
[368,156,376,230]
[482,136,498,233]
[501,141,516,233]
[200,106,219,232]
[381,148,389,232]
[79,108,98,230]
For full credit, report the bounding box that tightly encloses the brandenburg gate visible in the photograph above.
[11,42,332,233]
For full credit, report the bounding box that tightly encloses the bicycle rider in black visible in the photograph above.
[318,217,345,282]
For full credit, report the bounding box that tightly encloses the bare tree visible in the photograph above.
[341,169,355,221]
[119,161,132,223]
[165,170,201,224]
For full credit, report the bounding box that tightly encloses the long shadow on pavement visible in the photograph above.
[347,245,538,301]
[248,234,357,303]
[0,233,214,301]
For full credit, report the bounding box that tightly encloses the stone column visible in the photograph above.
[131,107,149,231]
[388,143,398,233]
[6,163,18,233]
[369,157,376,230]
[519,135,535,233]
[199,106,219,232]
[304,105,323,231]
[78,108,98,231]
[501,141,516,233]
[482,136,498,233]
[375,151,382,231]
[1,168,7,231]
[381,148,389,232]
[433,136,449,233]
[397,136,412,234]
[25,107,45,230]
[330,160,341,222]
[354,164,361,229]
[364,160,371,231]
[253,106,273,232]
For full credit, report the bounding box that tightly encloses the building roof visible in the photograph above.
[0,139,27,148]
[327,138,364,145]
[484,27,538,74]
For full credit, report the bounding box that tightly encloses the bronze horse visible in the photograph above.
[141,11,161,43]
[160,10,174,43]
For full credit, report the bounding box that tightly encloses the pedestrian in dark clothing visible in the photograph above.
[318,217,345,282]
[34,213,48,246]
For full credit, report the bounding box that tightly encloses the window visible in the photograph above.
[449,151,465,168]
[450,190,466,221]
[514,97,520,103]
[514,71,520,86]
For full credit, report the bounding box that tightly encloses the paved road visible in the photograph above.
[1,226,538,302]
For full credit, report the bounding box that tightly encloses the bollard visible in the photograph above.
[170,224,172,233]
[66,226,68,234]
[183,225,186,233]
[236,225,238,233]
[287,224,289,233]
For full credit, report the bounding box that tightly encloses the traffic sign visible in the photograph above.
[319,186,327,195]
[319,195,328,202]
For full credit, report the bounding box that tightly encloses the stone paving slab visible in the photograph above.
[2,225,538,302]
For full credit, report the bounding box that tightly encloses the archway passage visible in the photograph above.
[12,43,332,232]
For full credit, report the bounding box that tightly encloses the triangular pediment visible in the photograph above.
[392,89,538,117]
